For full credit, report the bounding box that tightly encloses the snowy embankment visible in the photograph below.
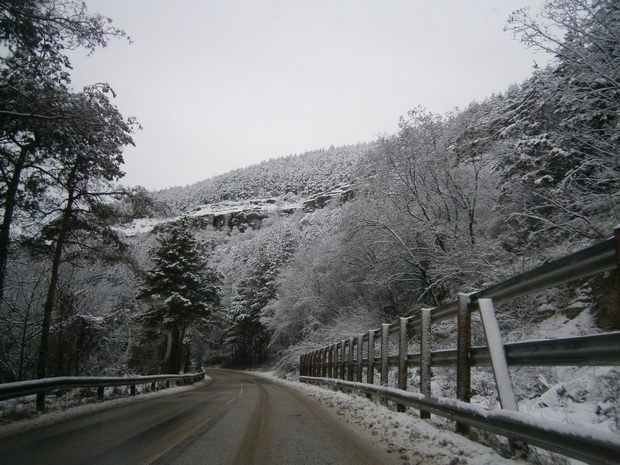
[505,310,619,440]
[266,309,619,465]
[251,371,530,465]
[0,377,212,439]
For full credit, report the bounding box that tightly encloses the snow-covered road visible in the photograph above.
[254,371,533,465]
[0,370,401,465]
[1,368,571,464]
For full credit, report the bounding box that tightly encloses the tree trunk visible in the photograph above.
[161,325,182,374]
[0,144,35,310]
[36,166,78,410]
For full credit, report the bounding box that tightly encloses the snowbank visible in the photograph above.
[251,371,531,465]
[0,377,211,439]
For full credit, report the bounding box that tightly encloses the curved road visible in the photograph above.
[0,369,400,465]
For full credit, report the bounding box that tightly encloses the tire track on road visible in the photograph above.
[141,376,245,465]
[234,377,272,465]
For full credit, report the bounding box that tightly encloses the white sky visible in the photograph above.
[69,0,550,190]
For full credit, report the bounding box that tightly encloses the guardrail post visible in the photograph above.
[131,384,136,396]
[328,345,334,378]
[335,342,341,379]
[381,323,389,386]
[397,317,409,412]
[347,338,354,381]
[315,350,320,377]
[356,334,364,382]
[315,349,320,377]
[340,341,345,380]
[340,340,347,380]
[478,298,518,412]
[456,293,472,434]
[615,225,620,283]
[36,393,45,412]
[367,330,375,384]
[420,308,432,419]
[97,386,104,401]
[342,340,347,380]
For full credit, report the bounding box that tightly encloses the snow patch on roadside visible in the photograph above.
[0,377,211,439]
[251,371,529,465]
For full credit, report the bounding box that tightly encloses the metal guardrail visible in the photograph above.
[0,371,205,405]
[300,377,620,465]
[299,227,620,464]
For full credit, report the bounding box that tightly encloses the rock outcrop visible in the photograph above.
[126,184,354,236]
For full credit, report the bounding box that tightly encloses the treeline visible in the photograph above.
[0,0,618,385]
[0,1,143,386]
[223,0,619,366]
[153,143,372,214]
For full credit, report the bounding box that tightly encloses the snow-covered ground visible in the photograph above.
[2,309,616,464]
[253,370,530,465]
[2,360,616,464]
[508,310,619,438]
[259,309,619,465]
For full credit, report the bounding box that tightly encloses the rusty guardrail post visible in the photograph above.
[342,339,348,380]
[367,329,375,384]
[36,393,45,412]
[456,293,472,433]
[341,340,347,380]
[615,225,620,285]
[316,350,321,377]
[420,308,432,419]
[356,334,364,382]
[312,351,317,376]
[347,338,354,381]
[334,342,342,379]
[311,350,317,377]
[334,343,339,379]
[328,344,334,378]
[333,343,339,379]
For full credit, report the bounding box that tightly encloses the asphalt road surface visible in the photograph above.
[0,369,400,465]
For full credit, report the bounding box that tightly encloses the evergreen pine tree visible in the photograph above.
[140,218,220,373]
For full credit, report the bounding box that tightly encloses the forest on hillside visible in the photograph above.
[154,143,373,214]
[0,1,618,440]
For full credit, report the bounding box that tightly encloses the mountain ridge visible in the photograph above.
[151,143,372,214]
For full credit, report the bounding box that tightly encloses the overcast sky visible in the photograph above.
[69,0,551,190]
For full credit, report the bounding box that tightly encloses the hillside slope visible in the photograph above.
[152,143,372,214]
